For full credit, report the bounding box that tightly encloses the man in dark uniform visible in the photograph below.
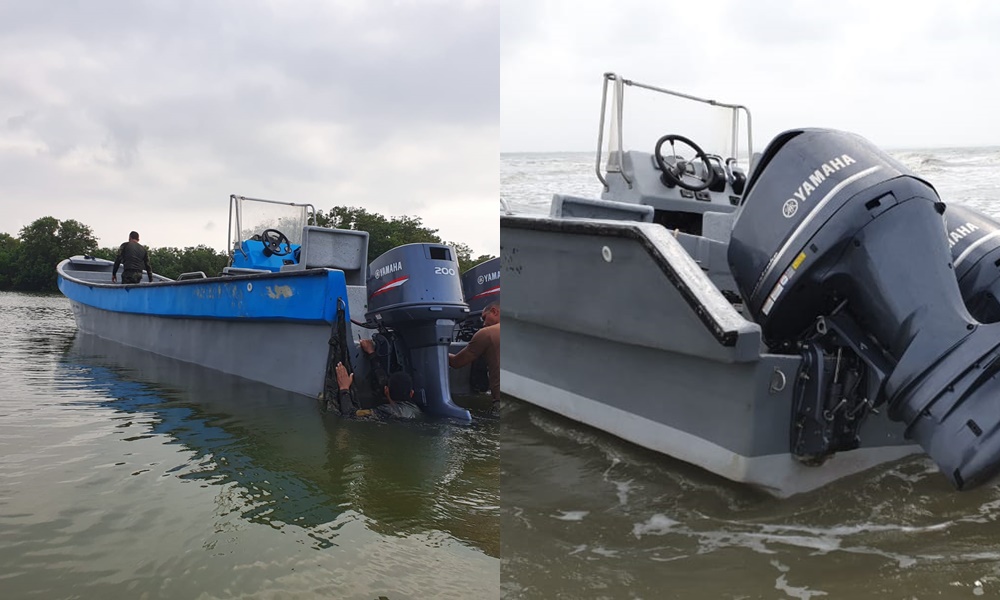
[334,338,421,419]
[111,231,153,284]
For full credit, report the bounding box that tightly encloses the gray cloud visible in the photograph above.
[0,0,500,255]
[501,0,1000,153]
[0,1,498,127]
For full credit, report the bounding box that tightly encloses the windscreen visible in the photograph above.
[232,197,310,247]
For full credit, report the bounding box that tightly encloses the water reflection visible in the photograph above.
[59,333,499,558]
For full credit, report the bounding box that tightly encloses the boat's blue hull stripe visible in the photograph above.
[57,270,349,323]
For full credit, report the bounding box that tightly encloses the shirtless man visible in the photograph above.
[449,301,500,404]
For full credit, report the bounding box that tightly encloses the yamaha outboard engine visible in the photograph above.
[456,257,501,342]
[946,204,1000,323]
[729,128,1000,490]
[366,243,471,421]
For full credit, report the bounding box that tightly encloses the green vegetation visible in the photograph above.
[145,246,230,281]
[1,207,496,293]
[84,245,231,282]
[316,206,495,273]
[3,217,102,292]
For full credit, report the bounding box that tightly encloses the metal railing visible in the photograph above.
[228,194,317,261]
[500,197,513,215]
[595,72,754,190]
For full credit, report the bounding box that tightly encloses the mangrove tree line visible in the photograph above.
[1,207,496,293]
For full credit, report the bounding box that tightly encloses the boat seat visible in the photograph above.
[73,271,111,284]
[702,211,736,243]
[280,226,369,286]
[550,194,654,222]
[222,266,271,276]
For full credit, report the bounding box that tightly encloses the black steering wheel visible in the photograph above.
[654,134,714,192]
[260,228,291,256]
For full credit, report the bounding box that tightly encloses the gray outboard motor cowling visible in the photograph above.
[461,257,501,316]
[456,257,500,343]
[366,243,471,421]
[946,204,1000,323]
[729,128,1000,490]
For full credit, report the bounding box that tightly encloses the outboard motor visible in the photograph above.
[366,243,471,421]
[946,204,1000,323]
[456,257,501,342]
[729,128,1000,490]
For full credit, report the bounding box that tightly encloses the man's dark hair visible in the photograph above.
[129,231,140,240]
[387,371,413,403]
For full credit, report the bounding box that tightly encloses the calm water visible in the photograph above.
[0,292,499,599]
[500,147,1000,598]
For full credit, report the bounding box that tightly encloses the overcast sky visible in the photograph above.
[1,0,498,256]
[503,0,1000,154]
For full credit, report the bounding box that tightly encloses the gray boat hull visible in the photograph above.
[68,299,337,398]
[69,298,479,403]
[501,215,919,497]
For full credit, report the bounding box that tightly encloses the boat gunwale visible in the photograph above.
[57,256,338,290]
[57,257,350,324]
[501,214,756,349]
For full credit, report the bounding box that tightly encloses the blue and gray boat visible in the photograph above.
[57,194,487,421]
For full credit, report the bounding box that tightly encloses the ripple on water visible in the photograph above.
[502,395,1000,598]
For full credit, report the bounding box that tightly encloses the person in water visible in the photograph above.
[111,231,153,284]
[449,300,500,406]
[335,338,420,419]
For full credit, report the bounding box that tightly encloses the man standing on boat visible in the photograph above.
[449,301,500,407]
[111,231,153,284]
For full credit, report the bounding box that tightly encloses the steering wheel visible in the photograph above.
[260,228,291,256]
[654,134,714,192]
